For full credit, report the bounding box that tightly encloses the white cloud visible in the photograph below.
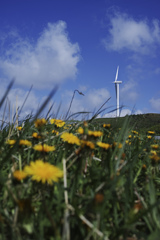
[0,87,40,121]
[0,21,80,89]
[103,12,160,54]
[120,80,138,102]
[61,87,111,119]
[149,97,160,111]
[154,67,160,75]
[103,108,143,118]
[102,108,132,118]
[0,80,56,122]
[120,109,132,117]
[102,111,116,118]
[120,108,143,117]
[62,87,142,120]
[9,89,40,115]
[134,110,143,115]
[85,88,110,110]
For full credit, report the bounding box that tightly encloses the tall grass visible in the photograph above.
[0,85,160,240]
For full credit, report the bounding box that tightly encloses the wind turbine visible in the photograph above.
[113,66,122,117]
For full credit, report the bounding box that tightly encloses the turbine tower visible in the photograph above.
[113,66,122,117]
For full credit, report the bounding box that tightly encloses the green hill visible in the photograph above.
[92,113,160,135]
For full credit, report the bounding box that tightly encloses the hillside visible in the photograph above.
[92,113,160,134]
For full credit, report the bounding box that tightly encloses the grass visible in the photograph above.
[94,113,160,135]
[1,86,160,240]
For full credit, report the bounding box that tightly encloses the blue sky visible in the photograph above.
[0,0,160,120]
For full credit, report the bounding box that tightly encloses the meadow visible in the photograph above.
[1,86,160,240]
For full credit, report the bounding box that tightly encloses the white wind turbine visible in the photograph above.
[113,66,122,117]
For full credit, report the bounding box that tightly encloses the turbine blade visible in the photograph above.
[115,66,119,82]
[115,84,117,98]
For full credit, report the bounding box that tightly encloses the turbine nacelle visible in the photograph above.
[113,81,122,84]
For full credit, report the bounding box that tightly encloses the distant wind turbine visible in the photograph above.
[113,66,122,117]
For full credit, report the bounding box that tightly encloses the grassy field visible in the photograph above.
[93,113,160,135]
[0,111,160,240]
[1,84,160,240]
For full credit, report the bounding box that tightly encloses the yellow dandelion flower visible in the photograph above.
[50,119,65,127]
[97,141,110,150]
[83,121,88,127]
[16,126,22,131]
[128,135,132,139]
[88,130,103,137]
[43,144,56,152]
[113,142,123,148]
[147,135,152,139]
[32,132,42,139]
[103,123,111,128]
[63,126,69,129]
[55,120,65,128]
[6,139,16,145]
[50,118,56,124]
[24,160,63,185]
[142,164,147,169]
[19,140,32,146]
[148,131,155,135]
[33,144,43,151]
[118,143,123,149]
[63,124,71,129]
[132,130,139,135]
[77,127,84,134]
[33,144,55,152]
[34,118,47,128]
[150,154,160,162]
[61,132,80,145]
[151,144,159,149]
[52,130,59,135]
[13,170,27,181]
[126,140,132,145]
[150,150,157,155]
[81,140,95,149]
